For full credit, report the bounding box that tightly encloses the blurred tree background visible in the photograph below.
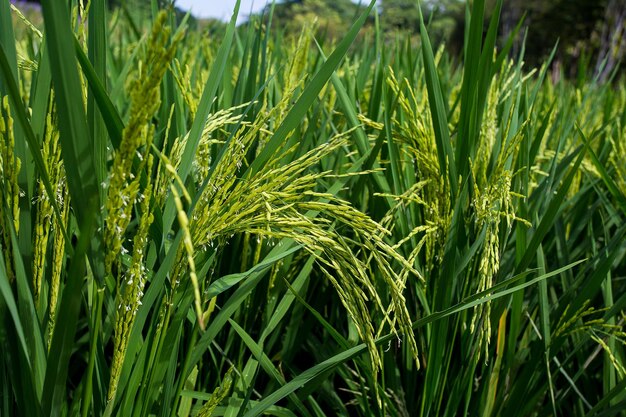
[253,0,625,80]
[500,0,625,81]
[13,0,626,79]
[260,0,369,39]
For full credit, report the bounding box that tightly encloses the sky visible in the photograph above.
[174,0,272,22]
[174,1,376,22]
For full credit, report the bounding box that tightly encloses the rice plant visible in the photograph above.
[0,0,624,416]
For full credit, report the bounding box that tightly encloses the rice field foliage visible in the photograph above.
[0,0,625,416]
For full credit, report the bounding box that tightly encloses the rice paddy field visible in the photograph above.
[0,0,625,416]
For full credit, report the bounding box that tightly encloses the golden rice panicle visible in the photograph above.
[168,102,248,183]
[470,118,528,359]
[554,303,624,340]
[185,124,418,386]
[259,23,314,146]
[47,181,69,346]
[171,58,197,117]
[285,23,314,97]
[103,11,182,276]
[10,3,42,39]
[385,71,451,271]
[469,173,508,357]
[591,334,626,379]
[153,105,176,206]
[468,63,532,351]
[108,153,155,403]
[28,95,72,342]
[33,103,62,303]
[475,74,499,185]
[171,35,207,120]
[0,96,21,282]
[10,3,42,94]
[554,306,626,377]
[196,368,234,417]
[171,29,211,119]
[105,12,183,398]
